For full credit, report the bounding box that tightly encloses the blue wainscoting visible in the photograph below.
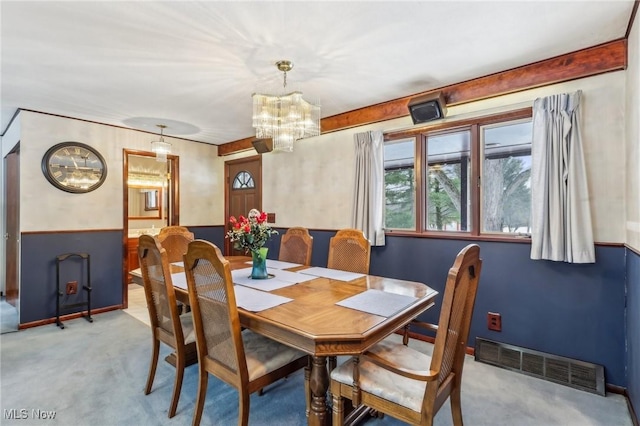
[191,226,226,248]
[627,247,640,415]
[270,229,626,387]
[20,231,123,325]
[376,237,626,387]
[20,227,626,389]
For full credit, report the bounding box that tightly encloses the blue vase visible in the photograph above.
[250,247,269,279]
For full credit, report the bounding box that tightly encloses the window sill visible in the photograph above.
[384,230,532,244]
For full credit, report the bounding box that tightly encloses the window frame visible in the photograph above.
[384,107,532,241]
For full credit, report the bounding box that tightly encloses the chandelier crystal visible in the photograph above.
[252,60,320,152]
[150,124,171,162]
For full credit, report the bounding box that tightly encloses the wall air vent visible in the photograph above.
[475,338,605,396]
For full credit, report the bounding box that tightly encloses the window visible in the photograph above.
[481,119,532,234]
[232,171,255,189]
[426,130,471,231]
[384,109,532,237]
[384,138,415,230]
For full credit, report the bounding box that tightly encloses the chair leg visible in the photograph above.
[402,324,410,345]
[168,349,186,418]
[332,392,345,426]
[238,390,250,426]
[328,355,337,372]
[450,386,464,426]
[191,369,208,426]
[145,338,160,395]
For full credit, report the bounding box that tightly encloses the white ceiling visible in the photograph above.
[1,1,635,145]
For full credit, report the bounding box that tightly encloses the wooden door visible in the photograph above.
[5,148,19,307]
[225,156,262,256]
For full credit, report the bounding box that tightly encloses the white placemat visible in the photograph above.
[232,267,313,291]
[171,261,184,267]
[171,271,293,312]
[299,266,365,282]
[266,268,316,283]
[171,272,188,290]
[233,285,293,312]
[336,289,418,317]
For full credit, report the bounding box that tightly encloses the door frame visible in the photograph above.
[4,144,20,311]
[224,155,262,255]
[122,149,179,308]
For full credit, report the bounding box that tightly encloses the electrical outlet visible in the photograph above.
[487,312,502,332]
[66,281,78,295]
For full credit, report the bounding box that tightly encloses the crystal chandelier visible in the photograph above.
[252,60,321,152]
[150,124,171,162]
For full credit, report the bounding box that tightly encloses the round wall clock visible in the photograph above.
[41,142,108,193]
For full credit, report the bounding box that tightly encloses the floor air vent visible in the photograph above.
[475,338,605,396]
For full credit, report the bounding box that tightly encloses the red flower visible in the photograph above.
[225,209,277,253]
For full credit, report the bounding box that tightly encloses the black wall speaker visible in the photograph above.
[408,92,447,124]
[252,138,273,154]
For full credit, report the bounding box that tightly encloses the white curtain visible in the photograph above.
[530,90,595,263]
[352,130,386,246]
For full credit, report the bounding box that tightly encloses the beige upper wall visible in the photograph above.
[18,111,220,232]
[626,12,640,252]
[261,71,626,243]
[8,69,629,244]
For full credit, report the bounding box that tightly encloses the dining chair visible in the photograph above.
[157,226,194,264]
[278,226,313,266]
[330,244,482,426]
[327,228,371,274]
[137,234,197,418]
[183,239,309,426]
[158,225,193,237]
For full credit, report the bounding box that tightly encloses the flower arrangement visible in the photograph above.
[226,209,278,254]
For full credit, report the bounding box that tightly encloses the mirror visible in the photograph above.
[128,187,163,219]
[145,190,159,211]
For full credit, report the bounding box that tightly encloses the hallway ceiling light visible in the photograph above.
[150,124,171,162]
[252,60,320,152]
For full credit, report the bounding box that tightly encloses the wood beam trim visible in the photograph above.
[217,136,255,156]
[219,39,627,156]
[444,38,627,105]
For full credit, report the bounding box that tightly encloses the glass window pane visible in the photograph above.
[232,171,255,189]
[481,119,532,234]
[384,138,415,230]
[426,131,470,232]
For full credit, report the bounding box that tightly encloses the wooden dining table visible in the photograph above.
[130,256,438,426]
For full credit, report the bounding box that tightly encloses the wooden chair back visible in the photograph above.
[422,243,482,420]
[158,225,193,238]
[138,234,185,347]
[327,228,371,274]
[279,227,313,266]
[183,239,308,426]
[329,243,482,425]
[138,234,195,418]
[157,226,194,264]
[184,240,247,385]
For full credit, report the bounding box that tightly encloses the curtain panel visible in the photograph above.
[530,90,595,263]
[352,130,385,246]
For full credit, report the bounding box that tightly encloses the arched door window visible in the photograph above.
[232,171,255,189]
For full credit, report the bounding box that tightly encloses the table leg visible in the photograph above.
[308,355,329,426]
